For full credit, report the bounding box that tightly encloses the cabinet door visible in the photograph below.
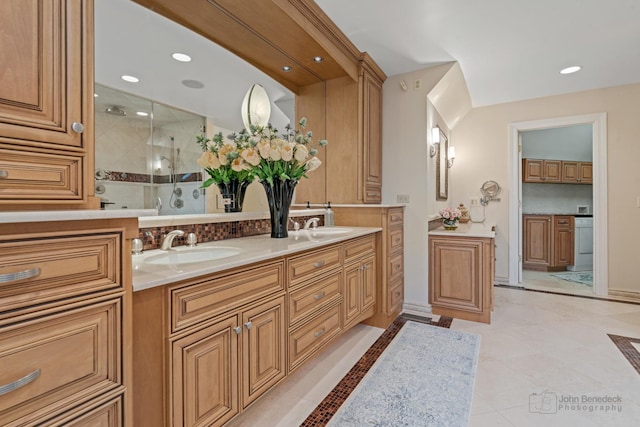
[554,216,574,267]
[579,162,593,184]
[523,215,552,267]
[172,315,239,427]
[0,0,87,149]
[522,159,544,182]
[544,160,562,182]
[361,256,376,311]
[241,296,286,408]
[343,262,361,326]
[562,161,579,183]
[362,72,382,203]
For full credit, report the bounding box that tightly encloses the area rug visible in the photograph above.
[551,271,593,286]
[325,321,480,427]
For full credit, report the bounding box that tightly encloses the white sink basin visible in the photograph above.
[144,246,242,265]
[306,227,352,236]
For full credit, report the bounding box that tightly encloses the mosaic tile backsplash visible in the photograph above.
[138,214,325,250]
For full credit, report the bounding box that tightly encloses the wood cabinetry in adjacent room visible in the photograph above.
[0,0,97,209]
[523,214,574,271]
[523,159,593,184]
[296,54,385,205]
[0,218,137,426]
[429,233,495,324]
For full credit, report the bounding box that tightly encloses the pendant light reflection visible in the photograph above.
[241,84,271,131]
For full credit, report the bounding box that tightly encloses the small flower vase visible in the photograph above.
[216,179,250,213]
[443,218,459,230]
[261,177,298,238]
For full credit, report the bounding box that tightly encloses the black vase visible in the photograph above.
[216,179,250,213]
[261,177,298,238]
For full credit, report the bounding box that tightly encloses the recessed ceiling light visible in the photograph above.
[121,75,140,83]
[172,52,192,62]
[313,56,323,63]
[282,66,292,72]
[181,79,205,89]
[94,93,98,97]
[560,66,581,75]
[136,111,149,117]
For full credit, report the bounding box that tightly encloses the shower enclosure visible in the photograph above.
[94,84,206,214]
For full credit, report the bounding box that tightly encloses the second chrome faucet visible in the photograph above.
[160,230,184,250]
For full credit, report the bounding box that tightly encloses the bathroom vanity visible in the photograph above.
[428,223,496,324]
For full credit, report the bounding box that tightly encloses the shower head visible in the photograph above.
[105,106,127,116]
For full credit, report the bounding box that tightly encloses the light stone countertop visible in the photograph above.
[428,222,496,238]
[132,226,382,292]
[0,209,157,224]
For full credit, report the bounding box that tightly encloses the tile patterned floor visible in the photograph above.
[228,288,640,427]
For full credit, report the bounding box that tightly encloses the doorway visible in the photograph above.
[507,113,608,296]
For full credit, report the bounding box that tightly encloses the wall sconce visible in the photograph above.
[447,146,456,168]
[430,127,440,157]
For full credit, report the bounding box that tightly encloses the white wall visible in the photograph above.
[521,124,592,160]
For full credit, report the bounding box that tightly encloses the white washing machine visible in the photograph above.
[568,217,593,271]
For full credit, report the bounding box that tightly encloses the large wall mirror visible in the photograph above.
[94,0,296,214]
[435,127,449,200]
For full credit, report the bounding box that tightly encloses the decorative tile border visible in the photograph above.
[300,314,452,427]
[138,214,324,250]
[608,334,640,375]
[99,170,202,183]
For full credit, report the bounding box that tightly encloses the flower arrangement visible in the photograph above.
[195,117,326,187]
[439,207,462,221]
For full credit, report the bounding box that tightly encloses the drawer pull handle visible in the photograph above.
[233,326,242,335]
[0,268,41,284]
[244,321,252,330]
[313,260,325,268]
[0,369,41,397]
[558,220,567,224]
[314,327,326,338]
[314,292,326,300]
[0,170,8,178]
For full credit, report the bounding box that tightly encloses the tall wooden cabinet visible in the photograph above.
[297,54,386,205]
[0,217,137,425]
[0,0,97,209]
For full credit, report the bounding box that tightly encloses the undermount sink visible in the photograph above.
[306,227,352,236]
[144,246,242,265]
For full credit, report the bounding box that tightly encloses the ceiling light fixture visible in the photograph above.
[313,56,323,63]
[172,52,192,62]
[282,66,292,72]
[560,65,581,75]
[121,75,140,83]
[136,111,149,117]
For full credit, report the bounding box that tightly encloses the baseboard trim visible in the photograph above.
[402,302,432,317]
[608,289,640,302]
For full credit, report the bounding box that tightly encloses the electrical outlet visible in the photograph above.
[414,79,422,90]
[470,197,480,207]
[397,194,410,203]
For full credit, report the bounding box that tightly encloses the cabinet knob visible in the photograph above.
[313,260,325,268]
[394,292,401,297]
[244,321,252,330]
[0,170,8,179]
[233,326,242,335]
[71,122,85,133]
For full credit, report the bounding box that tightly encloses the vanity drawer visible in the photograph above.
[287,245,341,287]
[388,252,404,281]
[0,147,83,202]
[343,235,375,264]
[386,275,404,315]
[288,304,341,372]
[0,233,121,316]
[0,298,122,426]
[170,261,285,333]
[288,271,342,326]
[387,226,404,255]
[388,208,404,227]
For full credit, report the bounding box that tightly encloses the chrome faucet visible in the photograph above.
[160,230,184,250]
[303,217,320,230]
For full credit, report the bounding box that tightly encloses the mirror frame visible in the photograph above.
[435,127,448,200]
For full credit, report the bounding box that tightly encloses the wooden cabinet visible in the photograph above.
[296,55,385,204]
[562,161,593,184]
[522,159,561,182]
[523,159,592,184]
[429,234,495,324]
[523,214,574,271]
[0,218,136,426]
[343,237,376,327]
[333,206,404,329]
[0,0,97,209]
